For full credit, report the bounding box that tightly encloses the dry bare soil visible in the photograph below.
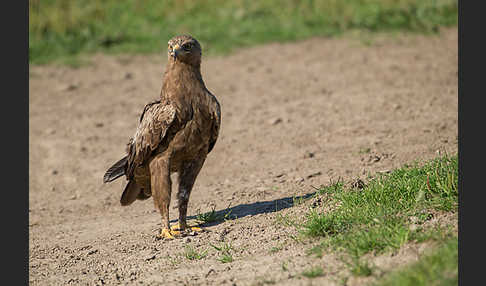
[29,28,458,285]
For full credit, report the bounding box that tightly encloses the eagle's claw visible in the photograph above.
[158,228,179,240]
[171,223,203,233]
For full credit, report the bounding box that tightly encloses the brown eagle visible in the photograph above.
[103,35,221,239]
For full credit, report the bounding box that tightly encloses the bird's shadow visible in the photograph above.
[172,192,317,227]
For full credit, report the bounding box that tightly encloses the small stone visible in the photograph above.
[269,117,283,125]
[87,249,98,256]
[59,84,78,92]
[369,155,381,163]
[141,250,156,261]
[307,171,322,178]
[205,268,215,277]
[304,151,315,158]
[351,178,366,190]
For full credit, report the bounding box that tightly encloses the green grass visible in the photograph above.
[218,253,234,263]
[196,206,234,224]
[348,257,374,277]
[30,0,458,65]
[304,154,457,259]
[182,245,208,260]
[302,266,325,278]
[269,245,283,253]
[210,242,234,263]
[373,237,458,286]
[196,206,222,224]
[275,212,297,227]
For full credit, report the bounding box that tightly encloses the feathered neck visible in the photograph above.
[161,60,205,100]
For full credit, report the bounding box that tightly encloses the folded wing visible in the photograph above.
[207,91,221,154]
[126,100,177,179]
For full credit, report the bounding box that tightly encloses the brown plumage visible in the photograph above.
[103,35,221,239]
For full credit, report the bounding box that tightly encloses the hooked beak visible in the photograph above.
[170,44,180,60]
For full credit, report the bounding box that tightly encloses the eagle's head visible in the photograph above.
[167,35,202,67]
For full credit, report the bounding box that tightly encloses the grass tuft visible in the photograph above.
[210,242,234,263]
[196,205,234,225]
[269,245,283,254]
[347,257,374,277]
[302,266,325,278]
[182,245,207,260]
[196,206,221,224]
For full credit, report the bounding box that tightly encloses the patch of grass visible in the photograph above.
[281,261,288,272]
[292,195,306,206]
[269,245,283,254]
[218,253,233,263]
[210,242,234,263]
[358,147,372,154]
[196,205,234,224]
[373,237,458,286]
[347,257,374,277]
[302,266,324,278]
[303,154,457,258]
[316,179,345,196]
[196,206,221,224]
[409,224,456,244]
[254,277,277,285]
[275,212,297,227]
[29,0,458,65]
[182,245,207,260]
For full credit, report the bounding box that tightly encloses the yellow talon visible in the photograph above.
[159,228,177,240]
[171,229,182,236]
[190,226,202,232]
[170,223,203,232]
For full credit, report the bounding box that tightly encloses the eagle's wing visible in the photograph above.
[207,91,221,154]
[126,100,176,178]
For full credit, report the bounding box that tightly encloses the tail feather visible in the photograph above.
[120,180,141,206]
[103,156,127,183]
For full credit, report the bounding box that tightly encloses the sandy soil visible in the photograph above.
[29,28,458,285]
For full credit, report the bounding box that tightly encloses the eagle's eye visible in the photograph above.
[182,43,192,51]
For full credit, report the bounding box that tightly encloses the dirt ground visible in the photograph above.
[29,28,458,285]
